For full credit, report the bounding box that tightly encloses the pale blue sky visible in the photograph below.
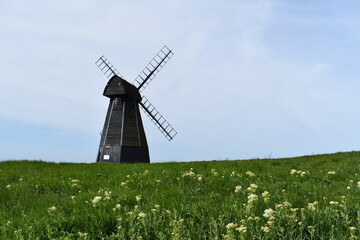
[1,0,360,163]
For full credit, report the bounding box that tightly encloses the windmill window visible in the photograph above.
[103,155,110,160]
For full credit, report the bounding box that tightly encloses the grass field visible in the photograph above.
[0,152,359,239]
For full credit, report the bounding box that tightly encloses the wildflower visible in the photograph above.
[115,204,121,209]
[71,184,78,187]
[198,176,203,182]
[92,196,102,206]
[226,223,237,229]
[254,217,260,221]
[182,171,196,178]
[290,169,297,175]
[120,182,127,186]
[261,226,270,233]
[48,206,56,213]
[136,195,142,202]
[349,227,356,231]
[71,179,79,183]
[151,209,157,213]
[261,191,270,203]
[246,171,255,177]
[155,204,160,209]
[246,184,258,192]
[357,181,360,187]
[138,212,146,218]
[275,202,292,210]
[328,171,336,175]
[71,196,75,200]
[307,226,315,234]
[247,193,258,203]
[6,185,10,189]
[155,179,161,183]
[234,185,242,193]
[307,201,318,211]
[329,201,339,205]
[19,178,23,182]
[263,208,275,218]
[347,186,351,190]
[236,225,247,234]
[78,232,88,237]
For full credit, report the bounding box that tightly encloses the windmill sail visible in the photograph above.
[140,96,177,141]
[133,45,174,92]
[95,55,123,79]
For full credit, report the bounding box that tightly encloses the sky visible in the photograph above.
[1,0,360,163]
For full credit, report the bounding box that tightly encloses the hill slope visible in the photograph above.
[0,152,359,239]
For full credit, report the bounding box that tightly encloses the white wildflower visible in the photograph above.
[236,225,247,234]
[307,226,315,233]
[246,171,255,177]
[307,201,318,211]
[261,226,270,233]
[234,185,242,193]
[182,171,196,178]
[6,185,11,189]
[329,201,339,205]
[226,223,237,229]
[138,212,146,218]
[247,194,258,204]
[261,191,270,203]
[263,208,275,218]
[92,196,102,206]
[328,171,336,175]
[247,184,258,192]
[120,182,127,186]
[136,195,142,202]
[48,206,56,213]
[198,176,203,182]
[290,169,297,175]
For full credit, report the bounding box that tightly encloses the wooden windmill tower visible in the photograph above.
[95,46,177,164]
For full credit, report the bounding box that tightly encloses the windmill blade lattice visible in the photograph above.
[95,55,123,79]
[140,96,177,141]
[133,46,174,92]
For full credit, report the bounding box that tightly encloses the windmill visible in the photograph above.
[95,46,177,164]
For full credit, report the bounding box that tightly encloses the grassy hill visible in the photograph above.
[0,152,359,239]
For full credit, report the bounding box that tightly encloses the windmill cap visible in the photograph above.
[103,75,141,100]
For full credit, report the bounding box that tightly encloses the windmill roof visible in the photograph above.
[103,75,141,100]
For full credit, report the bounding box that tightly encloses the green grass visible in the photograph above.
[0,152,359,239]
